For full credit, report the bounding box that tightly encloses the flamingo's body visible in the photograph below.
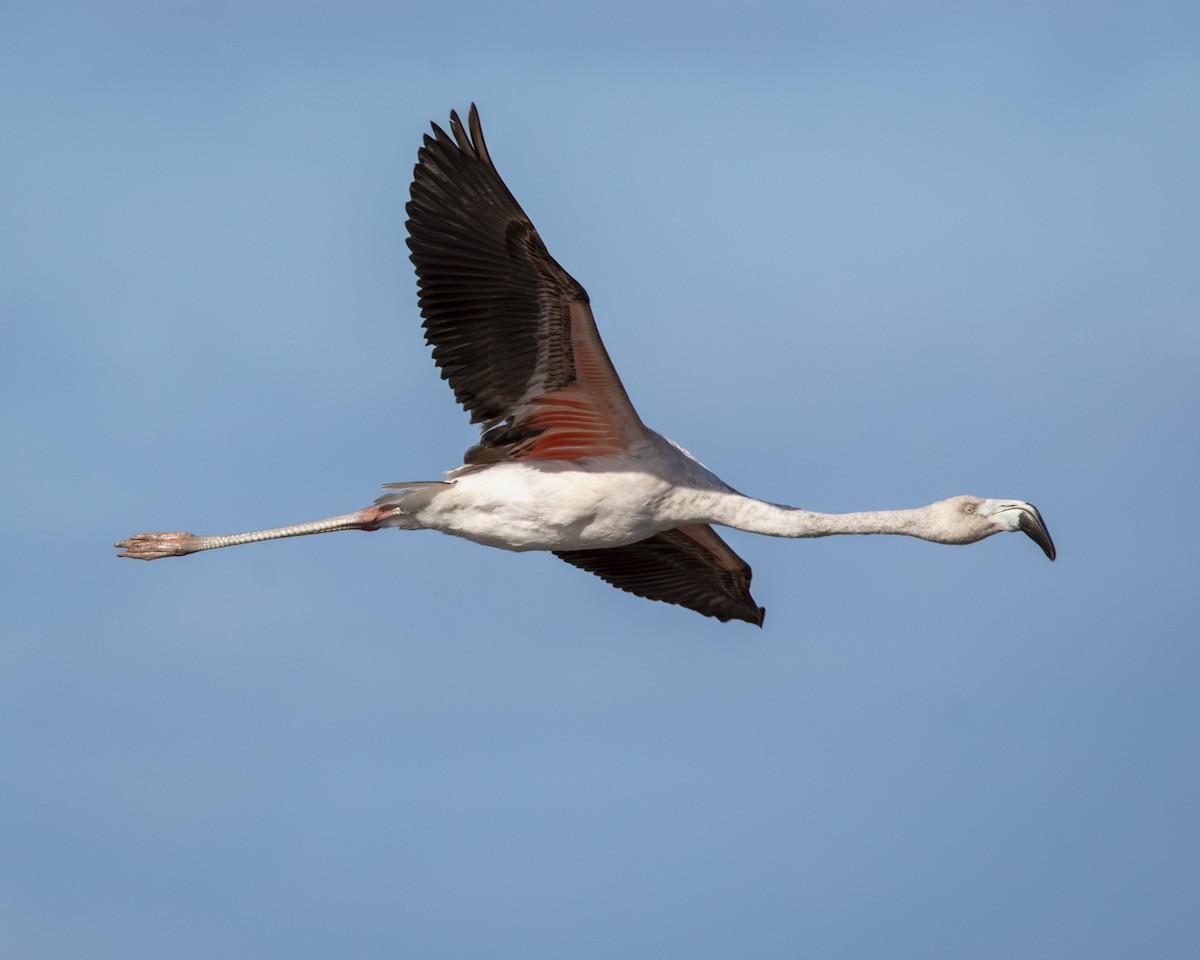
[117,106,1055,625]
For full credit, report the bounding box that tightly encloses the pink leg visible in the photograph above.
[115,504,399,560]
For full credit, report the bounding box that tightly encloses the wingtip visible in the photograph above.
[432,104,490,164]
[726,604,765,627]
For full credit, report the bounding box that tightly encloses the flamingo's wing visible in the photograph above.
[555,524,765,626]
[408,105,645,464]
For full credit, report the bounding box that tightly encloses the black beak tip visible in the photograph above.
[1018,506,1056,562]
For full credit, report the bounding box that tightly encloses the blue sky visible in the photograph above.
[3,2,1198,957]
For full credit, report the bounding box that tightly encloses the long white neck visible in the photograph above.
[691,491,944,543]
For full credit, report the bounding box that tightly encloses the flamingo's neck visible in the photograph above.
[688,491,932,541]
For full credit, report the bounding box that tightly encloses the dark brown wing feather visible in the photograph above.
[555,525,765,626]
[407,105,644,462]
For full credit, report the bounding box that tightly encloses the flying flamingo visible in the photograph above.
[116,105,1055,625]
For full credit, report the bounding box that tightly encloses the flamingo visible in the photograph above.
[116,105,1055,625]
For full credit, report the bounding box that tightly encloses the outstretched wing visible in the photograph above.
[555,524,765,626]
[407,105,645,464]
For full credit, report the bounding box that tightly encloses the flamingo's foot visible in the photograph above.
[115,532,200,560]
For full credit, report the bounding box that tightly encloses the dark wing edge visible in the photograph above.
[407,105,643,461]
[554,524,765,626]
[407,104,553,428]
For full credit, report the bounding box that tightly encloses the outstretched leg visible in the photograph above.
[115,504,400,560]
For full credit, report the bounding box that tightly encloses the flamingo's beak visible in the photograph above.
[984,500,1056,561]
[1016,505,1056,561]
